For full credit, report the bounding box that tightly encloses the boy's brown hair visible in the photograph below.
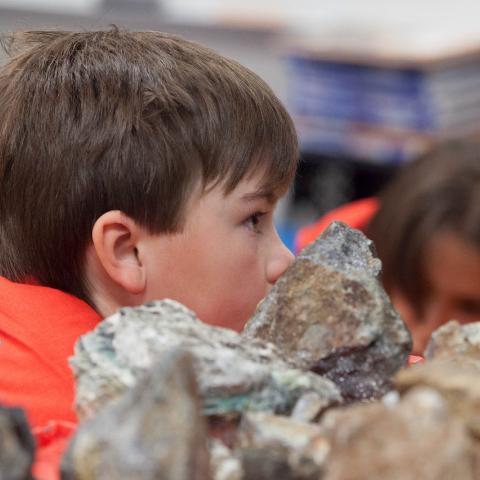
[368,140,480,318]
[0,28,298,305]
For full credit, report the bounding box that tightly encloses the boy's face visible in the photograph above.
[392,230,480,354]
[141,173,294,331]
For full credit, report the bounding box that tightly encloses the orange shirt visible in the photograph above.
[0,276,100,427]
[295,197,379,253]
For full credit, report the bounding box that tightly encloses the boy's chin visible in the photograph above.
[201,307,258,333]
[198,314,246,333]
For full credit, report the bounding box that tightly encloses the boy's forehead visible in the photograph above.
[237,187,278,205]
[225,174,281,204]
[180,177,278,225]
[187,168,288,214]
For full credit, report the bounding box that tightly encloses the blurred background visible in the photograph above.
[2,0,480,250]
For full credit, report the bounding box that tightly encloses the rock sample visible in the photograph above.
[71,300,341,421]
[0,406,35,480]
[61,349,211,480]
[209,440,242,480]
[291,391,331,423]
[243,221,412,401]
[240,447,319,480]
[320,387,477,480]
[425,320,480,360]
[395,357,480,430]
[236,412,329,480]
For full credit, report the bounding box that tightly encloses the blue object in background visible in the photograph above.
[276,220,298,254]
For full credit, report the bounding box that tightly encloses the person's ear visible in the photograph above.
[91,210,146,295]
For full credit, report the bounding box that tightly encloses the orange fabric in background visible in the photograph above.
[0,276,100,427]
[408,355,425,365]
[295,197,379,253]
[0,276,100,479]
[33,421,76,480]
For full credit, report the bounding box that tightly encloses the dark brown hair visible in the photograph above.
[0,28,298,305]
[368,140,480,316]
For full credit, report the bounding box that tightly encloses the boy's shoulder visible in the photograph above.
[0,276,100,325]
[0,276,101,427]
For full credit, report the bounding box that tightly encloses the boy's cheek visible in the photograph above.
[198,282,266,332]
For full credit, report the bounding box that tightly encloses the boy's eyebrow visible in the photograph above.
[240,190,278,204]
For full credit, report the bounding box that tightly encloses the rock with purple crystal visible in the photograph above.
[243,221,412,402]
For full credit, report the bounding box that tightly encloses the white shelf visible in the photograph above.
[0,0,101,15]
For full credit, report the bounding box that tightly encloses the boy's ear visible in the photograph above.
[91,210,146,294]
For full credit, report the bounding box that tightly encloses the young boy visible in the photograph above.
[0,28,298,432]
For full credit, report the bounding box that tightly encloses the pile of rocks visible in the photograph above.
[61,223,480,479]
[4,222,480,479]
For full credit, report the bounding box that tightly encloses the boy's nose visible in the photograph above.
[266,240,294,285]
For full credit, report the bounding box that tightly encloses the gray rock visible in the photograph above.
[211,412,330,480]
[71,300,341,421]
[209,440,242,480]
[61,349,211,480]
[300,221,382,278]
[0,406,34,480]
[395,357,480,431]
[320,386,477,480]
[291,391,331,423]
[243,221,412,402]
[236,412,329,469]
[425,320,480,360]
[240,447,320,480]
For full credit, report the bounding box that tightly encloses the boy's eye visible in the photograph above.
[244,212,266,233]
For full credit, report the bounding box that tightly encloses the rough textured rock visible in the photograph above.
[425,320,480,360]
[291,391,330,422]
[240,447,320,480]
[243,221,412,401]
[395,357,480,430]
[61,349,211,480]
[209,440,242,480]
[214,410,329,480]
[0,406,35,480]
[236,411,329,479]
[71,300,341,421]
[320,387,477,480]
